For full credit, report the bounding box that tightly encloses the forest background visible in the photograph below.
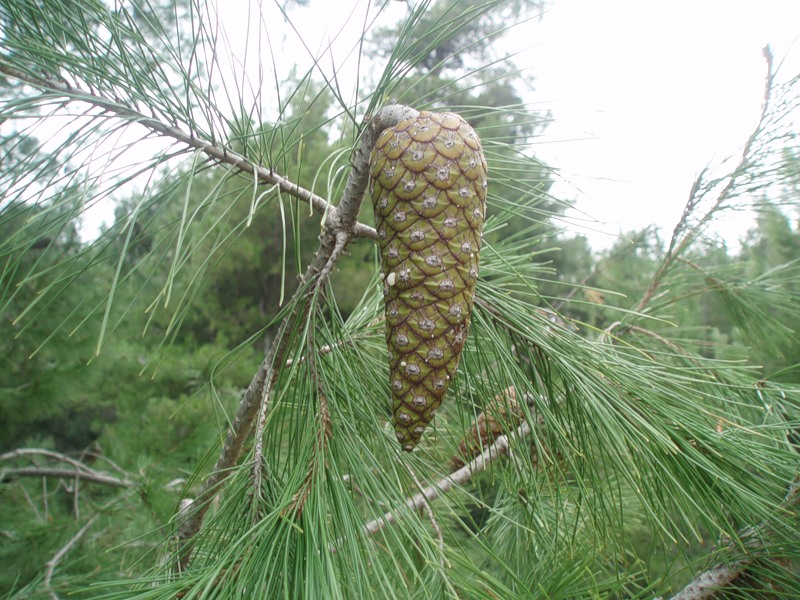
[1,1,799,598]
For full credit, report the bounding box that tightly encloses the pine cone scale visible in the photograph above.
[370,110,487,451]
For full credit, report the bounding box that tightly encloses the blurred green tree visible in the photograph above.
[0,1,798,599]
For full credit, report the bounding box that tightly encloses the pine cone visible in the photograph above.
[450,386,524,470]
[369,110,487,451]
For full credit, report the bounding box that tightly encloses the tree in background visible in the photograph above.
[1,1,799,598]
[735,201,800,380]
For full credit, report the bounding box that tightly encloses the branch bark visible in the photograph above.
[359,421,531,540]
[175,104,420,570]
[667,478,799,600]
[0,60,378,240]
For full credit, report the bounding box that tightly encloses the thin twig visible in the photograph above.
[79,450,130,478]
[284,392,331,519]
[2,449,134,488]
[283,316,383,368]
[249,376,274,513]
[72,478,79,522]
[177,301,305,569]
[1,467,134,488]
[551,267,602,313]
[0,60,378,240]
[633,48,774,316]
[2,448,136,488]
[599,320,624,342]
[626,325,710,370]
[43,515,98,600]
[283,236,349,517]
[359,421,531,540]
[177,104,420,569]
[408,466,445,569]
[2,448,99,471]
[329,420,531,553]
[16,482,42,521]
[553,229,659,314]
[43,477,49,522]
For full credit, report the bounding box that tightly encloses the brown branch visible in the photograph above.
[1,467,134,488]
[1,449,135,488]
[0,60,378,240]
[43,515,98,600]
[176,104,420,569]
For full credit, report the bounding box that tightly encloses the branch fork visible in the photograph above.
[173,104,420,569]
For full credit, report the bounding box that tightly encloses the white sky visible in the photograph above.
[242,0,800,250]
[65,0,800,249]
[518,0,800,249]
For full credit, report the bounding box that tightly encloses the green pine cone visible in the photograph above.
[369,110,487,451]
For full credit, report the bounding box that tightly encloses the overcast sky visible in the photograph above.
[247,0,800,250]
[70,1,799,249]
[514,0,800,249]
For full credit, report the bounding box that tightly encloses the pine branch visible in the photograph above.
[0,449,135,488]
[0,59,378,240]
[175,281,309,570]
[633,47,775,315]
[281,234,350,518]
[0,467,134,488]
[358,420,532,540]
[278,107,425,516]
[176,104,420,570]
[43,514,99,600]
[668,477,799,600]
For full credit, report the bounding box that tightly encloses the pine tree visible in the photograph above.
[1,1,798,598]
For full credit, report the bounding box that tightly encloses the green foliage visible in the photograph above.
[736,204,800,376]
[0,199,98,449]
[1,0,799,598]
